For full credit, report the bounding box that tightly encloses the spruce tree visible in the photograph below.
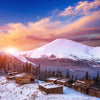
[38,64,40,75]
[95,72,99,83]
[51,71,55,77]
[71,74,74,80]
[75,76,77,81]
[26,62,29,72]
[96,71,99,79]
[23,64,25,72]
[85,71,89,80]
[28,63,32,73]
[65,71,70,79]
[56,70,60,77]
[48,69,51,78]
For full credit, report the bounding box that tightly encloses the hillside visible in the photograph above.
[0,50,35,66]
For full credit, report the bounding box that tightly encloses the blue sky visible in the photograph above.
[0,0,100,51]
[0,0,94,25]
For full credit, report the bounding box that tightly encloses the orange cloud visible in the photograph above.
[0,10,100,51]
[0,17,61,50]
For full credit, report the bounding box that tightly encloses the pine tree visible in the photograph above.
[65,71,70,79]
[44,69,48,80]
[95,72,99,83]
[75,76,77,81]
[96,71,99,79]
[8,64,10,70]
[93,76,95,80]
[56,70,59,77]
[59,71,63,78]
[71,74,74,80]
[26,62,29,72]
[32,66,35,75]
[3,54,7,65]
[23,64,25,72]
[38,64,40,75]
[48,69,51,78]
[85,71,89,80]
[29,63,32,73]
[52,70,55,77]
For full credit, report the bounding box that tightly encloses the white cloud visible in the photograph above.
[59,0,100,16]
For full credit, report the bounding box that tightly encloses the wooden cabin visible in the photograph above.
[72,79,94,94]
[88,87,100,98]
[7,70,19,75]
[39,82,63,94]
[6,70,19,81]
[6,75,16,81]
[15,73,36,85]
[88,82,100,98]
[46,77,60,84]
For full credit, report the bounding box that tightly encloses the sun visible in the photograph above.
[4,47,18,54]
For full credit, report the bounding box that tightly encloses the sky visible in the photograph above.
[0,0,100,51]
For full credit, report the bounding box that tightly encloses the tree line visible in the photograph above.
[0,54,100,84]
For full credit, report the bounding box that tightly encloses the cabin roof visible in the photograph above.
[57,78,69,83]
[72,79,94,89]
[46,77,60,81]
[89,82,100,90]
[15,73,26,78]
[39,82,63,89]
[8,72,19,75]
[15,73,36,79]
[89,87,100,90]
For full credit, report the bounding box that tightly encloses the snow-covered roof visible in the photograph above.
[8,72,19,75]
[39,82,63,89]
[46,77,60,81]
[77,80,85,84]
[89,87,100,90]
[57,79,69,83]
[15,73,27,78]
[8,76,15,79]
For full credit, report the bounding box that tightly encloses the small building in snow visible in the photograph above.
[39,82,63,94]
[56,78,74,87]
[6,70,19,80]
[7,70,19,75]
[6,75,16,80]
[46,77,60,84]
[72,79,94,94]
[88,82,100,98]
[15,73,36,85]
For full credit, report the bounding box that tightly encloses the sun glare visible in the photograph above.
[4,47,18,54]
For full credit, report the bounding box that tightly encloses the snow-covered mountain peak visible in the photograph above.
[43,38,88,49]
[28,38,92,59]
[15,38,100,61]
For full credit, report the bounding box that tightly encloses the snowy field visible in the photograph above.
[0,77,100,100]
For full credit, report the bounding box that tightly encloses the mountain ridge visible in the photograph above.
[14,39,100,61]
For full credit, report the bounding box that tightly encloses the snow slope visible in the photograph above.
[0,50,35,66]
[16,39,100,60]
[11,54,36,66]
[0,77,100,100]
